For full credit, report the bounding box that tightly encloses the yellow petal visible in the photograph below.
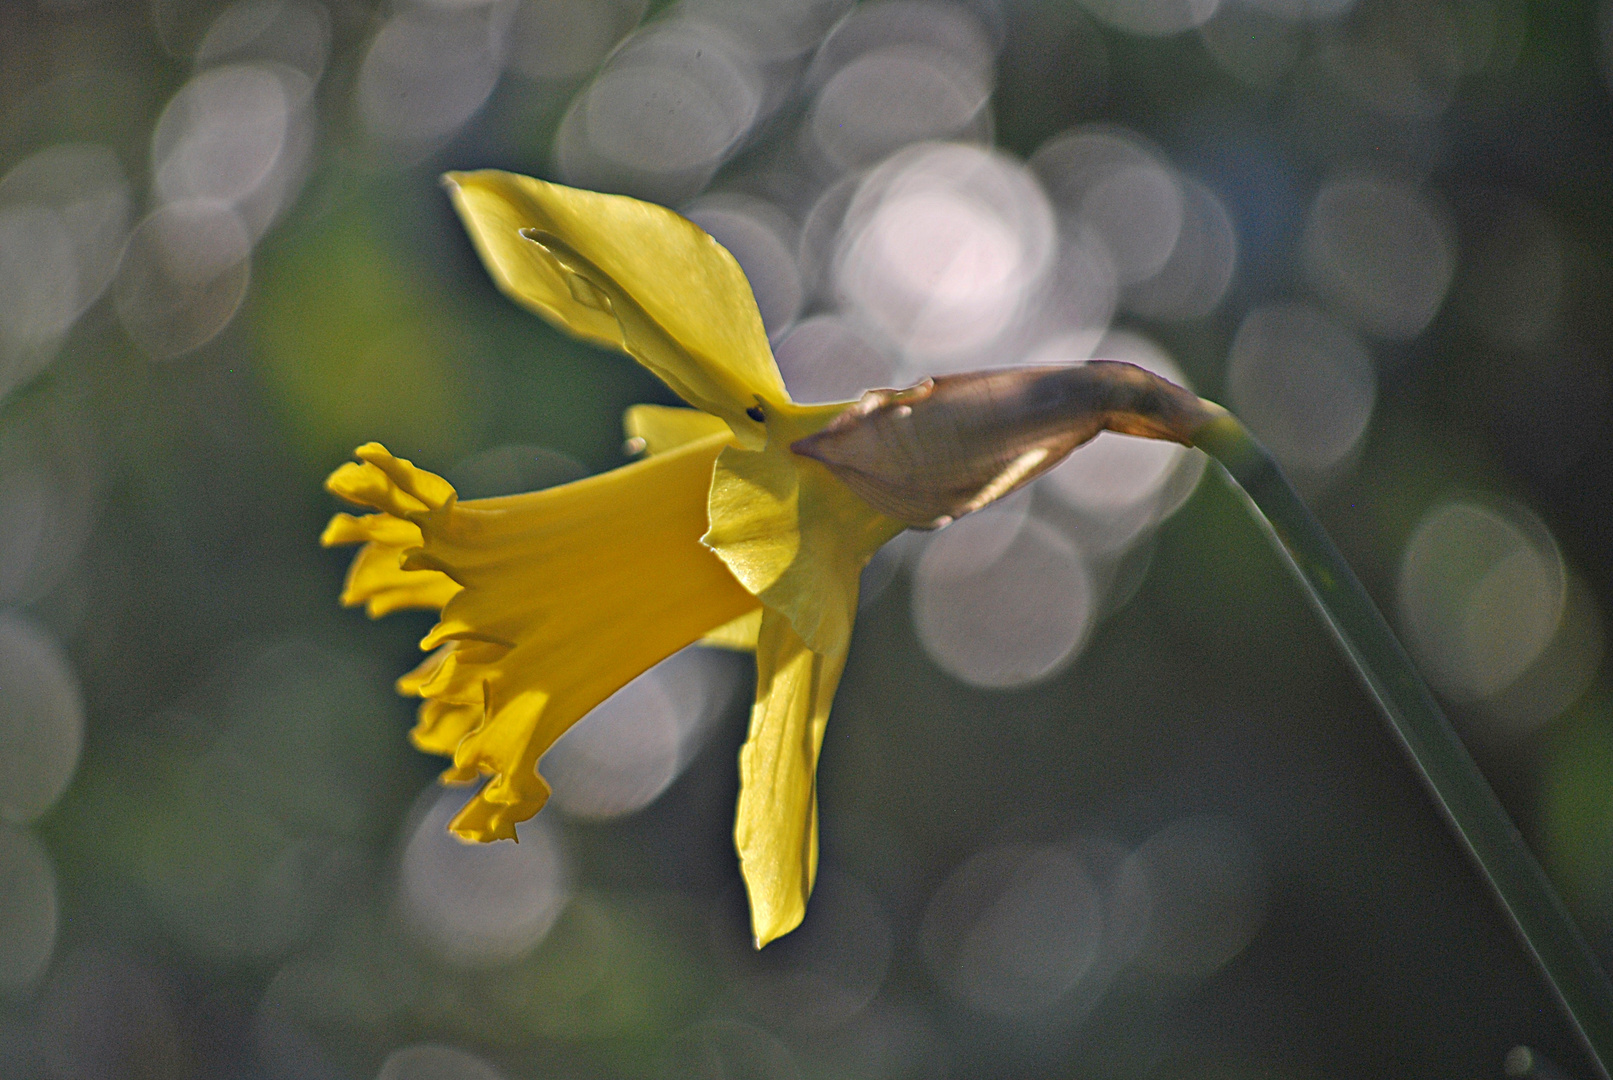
[321,512,461,617]
[735,609,852,946]
[444,170,788,447]
[703,403,906,656]
[334,436,759,842]
[325,441,457,516]
[624,404,733,456]
[411,698,484,773]
[623,411,744,644]
[700,608,763,652]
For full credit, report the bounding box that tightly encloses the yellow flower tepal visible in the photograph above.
[325,433,758,842]
[324,171,903,946]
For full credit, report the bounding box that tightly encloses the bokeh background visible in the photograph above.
[3,0,1613,1077]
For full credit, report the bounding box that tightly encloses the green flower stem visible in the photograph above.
[1193,413,1613,1080]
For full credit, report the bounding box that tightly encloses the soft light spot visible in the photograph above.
[1303,172,1455,339]
[809,45,990,171]
[195,0,333,82]
[543,647,744,820]
[1111,815,1267,981]
[357,3,510,156]
[772,314,899,405]
[556,24,762,204]
[1031,127,1185,286]
[114,200,253,360]
[922,842,1104,1015]
[1398,500,1567,702]
[1124,177,1237,320]
[0,613,83,824]
[0,206,77,399]
[685,195,803,339]
[836,143,1055,366]
[806,0,996,92]
[0,826,57,991]
[1226,302,1376,474]
[0,142,132,331]
[378,1044,506,1080]
[505,0,645,82]
[912,511,1092,688]
[151,62,312,239]
[397,783,571,969]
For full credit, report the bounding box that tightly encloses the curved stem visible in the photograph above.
[1192,413,1613,1080]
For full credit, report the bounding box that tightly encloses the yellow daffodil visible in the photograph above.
[321,171,1221,946]
[323,171,906,946]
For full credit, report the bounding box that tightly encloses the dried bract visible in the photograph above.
[791,360,1224,527]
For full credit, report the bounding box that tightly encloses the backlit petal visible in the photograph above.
[625,404,733,456]
[325,442,457,516]
[735,608,852,946]
[704,404,905,657]
[445,170,788,447]
[700,608,763,652]
[321,512,460,617]
[326,437,757,841]
[618,409,765,649]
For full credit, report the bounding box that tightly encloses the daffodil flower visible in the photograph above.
[322,171,1221,946]
[311,163,1613,1080]
[322,171,914,946]
[321,168,1613,1060]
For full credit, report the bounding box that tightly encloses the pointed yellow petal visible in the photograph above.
[735,609,852,946]
[396,644,455,697]
[700,608,763,652]
[371,434,759,842]
[320,510,461,617]
[346,545,461,618]
[703,405,906,656]
[410,695,483,765]
[320,511,415,547]
[624,404,733,456]
[444,170,787,447]
[325,441,457,516]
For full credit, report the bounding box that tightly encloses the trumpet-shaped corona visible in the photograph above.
[325,432,759,842]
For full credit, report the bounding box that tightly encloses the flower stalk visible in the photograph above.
[1191,413,1613,1080]
[808,359,1613,1074]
